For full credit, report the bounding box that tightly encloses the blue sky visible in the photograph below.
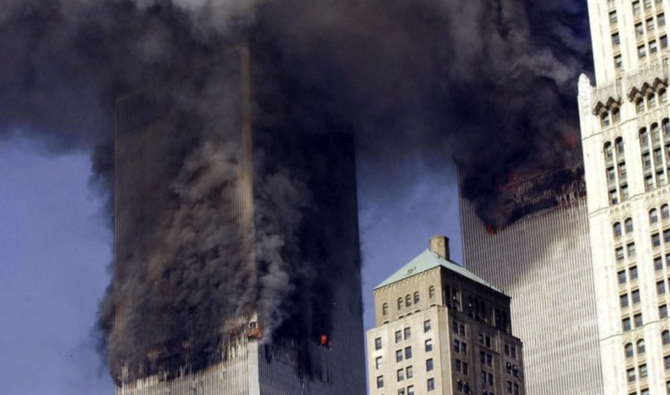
[0,140,461,394]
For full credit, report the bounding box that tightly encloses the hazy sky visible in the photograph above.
[0,140,461,394]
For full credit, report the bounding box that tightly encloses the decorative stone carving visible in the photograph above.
[625,58,669,101]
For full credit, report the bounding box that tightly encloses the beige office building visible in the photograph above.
[579,0,670,394]
[366,236,524,395]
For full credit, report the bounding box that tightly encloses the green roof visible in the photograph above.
[374,249,504,294]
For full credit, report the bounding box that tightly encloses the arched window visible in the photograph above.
[625,342,634,358]
[414,292,420,304]
[405,294,412,307]
[625,218,634,233]
[640,127,649,147]
[637,339,646,354]
[664,119,670,137]
[615,137,625,154]
[663,330,670,345]
[382,303,388,316]
[601,112,611,127]
[637,98,646,113]
[652,124,661,147]
[651,208,659,224]
[613,107,621,123]
[661,89,668,104]
[613,222,623,237]
[605,142,614,161]
[649,93,658,108]
[398,297,403,310]
[429,286,435,299]
[663,204,670,220]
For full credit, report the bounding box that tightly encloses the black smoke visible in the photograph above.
[0,0,592,381]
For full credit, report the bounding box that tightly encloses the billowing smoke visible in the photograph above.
[0,0,591,381]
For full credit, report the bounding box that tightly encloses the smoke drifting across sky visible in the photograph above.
[0,0,592,380]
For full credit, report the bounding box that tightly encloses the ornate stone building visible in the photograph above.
[578,0,670,394]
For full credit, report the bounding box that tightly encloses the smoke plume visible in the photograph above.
[0,0,592,381]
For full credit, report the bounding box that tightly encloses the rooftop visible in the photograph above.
[374,249,504,294]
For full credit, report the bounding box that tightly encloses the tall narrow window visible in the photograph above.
[414,292,420,304]
[625,343,634,358]
[638,339,646,354]
[398,297,403,310]
[428,285,435,299]
[616,138,625,154]
[626,218,634,233]
[382,303,388,316]
[662,330,670,344]
[605,142,614,162]
[638,98,646,113]
[651,208,659,224]
[602,112,611,127]
[662,204,669,219]
[405,294,412,307]
[613,222,623,237]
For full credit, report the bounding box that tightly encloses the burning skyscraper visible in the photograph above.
[106,45,366,394]
[459,163,605,395]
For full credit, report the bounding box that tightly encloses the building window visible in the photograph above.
[628,367,637,383]
[405,346,412,359]
[375,337,382,350]
[632,289,641,304]
[382,303,388,316]
[406,365,414,379]
[648,17,656,32]
[635,313,643,327]
[626,343,634,358]
[663,35,669,49]
[651,40,659,54]
[638,339,646,354]
[424,320,431,332]
[427,378,435,392]
[396,349,403,362]
[631,266,639,280]
[623,317,632,331]
[628,243,636,258]
[614,107,621,123]
[619,270,627,284]
[639,364,648,379]
[376,356,383,369]
[626,218,634,233]
[612,32,620,46]
[663,330,670,345]
[425,339,433,352]
[622,185,630,201]
[661,305,668,318]
[614,222,622,237]
[634,1,642,14]
[657,256,664,271]
[426,358,434,372]
[610,10,618,24]
[616,247,625,260]
[404,327,411,340]
[652,209,660,224]
[407,385,414,395]
[507,381,513,393]
[377,375,384,388]
[663,205,670,219]
[658,280,666,294]
[395,330,403,343]
[397,368,405,382]
[398,297,403,310]
[621,293,630,308]
[640,45,648,59]
[662,89,668,104]
[664,229,670,244]
[654,233,662,248]
[615,54,623,69]
[639,99,647,114]
[616,138,625,154]
[645,0,652,8]
[405,294,412,307]
[665,355,670,369]
[602,112,611,127]
[651,94,658,109]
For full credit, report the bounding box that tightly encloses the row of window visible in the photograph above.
[613,218,635,237]
[388,288,434,314]
[628,381,670,395]
[636,89,669,114]
[650,204,670,224]
[605,138,628,205]
[622,312,644,331]
[614,35,669,70]
[608,0,663,25]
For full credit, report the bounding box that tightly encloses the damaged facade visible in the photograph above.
[111,46,366,395]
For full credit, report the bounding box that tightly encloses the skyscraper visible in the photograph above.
[459,168,605,395]
[366,236,525,395]
[110,46,366,395]
[578,0,670,394]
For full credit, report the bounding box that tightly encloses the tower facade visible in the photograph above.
[579,0,670,394]
[110,46,366,395]
[459,171,605,395]
[366,236,525,395]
